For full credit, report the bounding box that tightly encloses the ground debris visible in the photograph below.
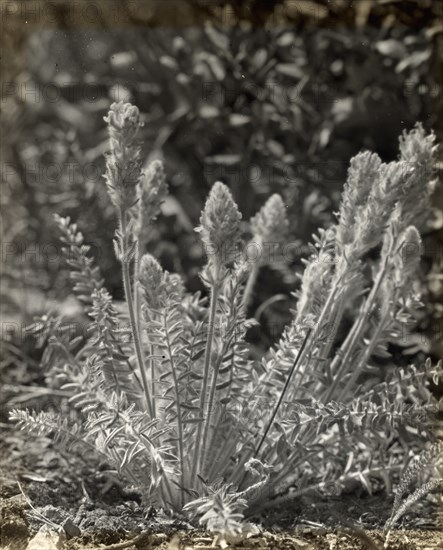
[1,494,30,550]
[63,518,82,539]
[25,525,66,550]
[1,428,441,550]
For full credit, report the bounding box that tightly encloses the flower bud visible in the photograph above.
[166,272,185,300]
[103,102,143,211]
[137,160,168,233]
[250,194,289,244]
[395,225,422,284]
[336,152,382,251]
[139,254,165,308]
[197,182,242,268]
[104,102,141,148]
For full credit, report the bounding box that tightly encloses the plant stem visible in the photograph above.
[149,344,156,417]
[288,260,352,401]
[242,258,260,309]
[232,271,346,489]
[136,236,158,417]
[236,329,312,489]
[309,297,345,386]
[322,260,388,404]
[250,274,342,406]
[162,308,185,507]
[199,362,223,477]
[133,246,141,328]
[206,355,237,480]
[254,328,311,459]
[336,308,390,402]
[199,321,239,476]
[160,475,175,509]
[119,210,154,417]
[191,265,221,486]
[207,422,236,480]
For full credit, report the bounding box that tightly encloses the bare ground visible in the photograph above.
[1,425,442,550]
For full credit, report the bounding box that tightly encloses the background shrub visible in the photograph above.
[1,0,442,367]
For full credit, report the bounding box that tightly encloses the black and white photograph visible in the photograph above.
[1,1,442,548]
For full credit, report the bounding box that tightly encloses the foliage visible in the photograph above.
[2,0,440,313]
[10,103,442,539]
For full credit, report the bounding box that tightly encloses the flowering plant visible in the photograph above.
[11,103,442,541]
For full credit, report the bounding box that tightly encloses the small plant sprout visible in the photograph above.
[11,103,441,542]
[384,441,443,547]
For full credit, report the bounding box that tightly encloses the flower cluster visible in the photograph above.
[197,181,242,271]
[103,102,143,212]
[139,253,166,309]
[336,124,437,263]
[250,194,289,246]
[135,159,168,241]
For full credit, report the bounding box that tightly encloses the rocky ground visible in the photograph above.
[1,425,442,550]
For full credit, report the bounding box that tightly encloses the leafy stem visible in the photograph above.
[119,209,154,417]
[192,264,221,486]
[242,254,261,309]
[322,258,389,404]
[162,307,185,507]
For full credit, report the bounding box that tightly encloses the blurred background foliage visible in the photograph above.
[1,0,442,373]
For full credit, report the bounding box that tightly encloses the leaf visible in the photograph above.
[275,63,304,79]
[199,105,220,119]
[396,49,431,72]
[276,433,289,457]
[252,48,267,70]
[267,140,285,157]
[358,472,372,495]
[103,426,125,448]
[219,365,232,375]
[331,98,354,123]
[207,55,226,81]
[375,39,407,59]
[205,154,241,165]
[120,441,143,469]
[216,380,231,391]
[180,403,201,411]
[219,397,231,405]
[164,401,176,414]
[182,417,203,424]
[318,126,331,148]
[20,473,48,482]
[229,114,251,127]
[188,371,204,381]
[277,33,294,47]
[205,26,230,51]
[191,348,206,361]
[159,55,178,70]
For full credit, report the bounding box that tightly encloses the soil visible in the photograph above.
[1,425,442,550]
